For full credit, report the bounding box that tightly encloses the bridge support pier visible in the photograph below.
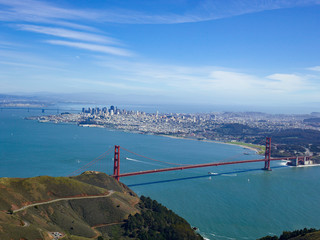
[113,145,120,181]
[263,137,272,171]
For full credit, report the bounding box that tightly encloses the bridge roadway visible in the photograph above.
[114,157,301,178]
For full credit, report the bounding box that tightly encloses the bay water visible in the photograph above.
[1,108,320,239]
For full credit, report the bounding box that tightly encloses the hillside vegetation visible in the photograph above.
[123,196,202,240]
[214,123,320,159]
[258,228,320,240]
[0,172,202,240]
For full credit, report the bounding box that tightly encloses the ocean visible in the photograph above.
[1,108,319,239]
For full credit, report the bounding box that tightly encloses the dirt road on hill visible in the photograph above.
[13,190,114,213]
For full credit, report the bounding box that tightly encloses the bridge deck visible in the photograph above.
[114,157,301,178]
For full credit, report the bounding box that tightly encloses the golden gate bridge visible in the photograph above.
[68,137,311,181]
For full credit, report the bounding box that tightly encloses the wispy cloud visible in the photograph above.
[307,66,320,72]
[95,58,320,104]
[68,78,161,93]
[1,0,319,105]
[90,0,320,24]
[16,25,117,44]
[0,0,132,57]
[47,40,133,57]
[0,60,68,71]
[0,40,21,49]
[1,0,320,25]
[265,73,309,92]
[0,0,98,25]
[0,49,68,69]
[1,0,319,59]
[191,0,320,24]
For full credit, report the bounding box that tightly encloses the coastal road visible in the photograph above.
[13,190,115,213]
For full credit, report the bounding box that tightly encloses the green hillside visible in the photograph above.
[0,172,202,240]
[258,228,320,240]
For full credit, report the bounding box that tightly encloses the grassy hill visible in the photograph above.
[0,171,202,240]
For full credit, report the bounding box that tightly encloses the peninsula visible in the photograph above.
[26,106,320,160]
[0,171,203,240]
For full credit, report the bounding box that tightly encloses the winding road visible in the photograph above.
[13,190,115,213]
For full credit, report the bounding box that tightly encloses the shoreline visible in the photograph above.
[297,164,320,168]
[79,122,263,155]
[156,134,261,154]
[219,142,261,154]
[38,119,262,155]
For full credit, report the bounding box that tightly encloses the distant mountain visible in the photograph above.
[303,118,320,127]
[0,92,146,106]
[0,93,52,108]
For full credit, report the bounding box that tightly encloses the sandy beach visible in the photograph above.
[158,134,262,154]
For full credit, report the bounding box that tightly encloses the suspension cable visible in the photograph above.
[69,156,105,176]
[67,147,113,177]
[121,147,189,166]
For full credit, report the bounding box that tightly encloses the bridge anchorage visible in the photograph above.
[111,137,311,181]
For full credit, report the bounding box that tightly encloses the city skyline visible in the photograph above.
[1,0,320,111]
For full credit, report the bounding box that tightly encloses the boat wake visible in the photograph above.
[278,160,290,166]
[125,157,164,167]
[205,232,236,240]
[221,173,237,177]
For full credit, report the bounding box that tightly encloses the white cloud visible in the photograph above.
[0,60,67,71]
[0,40,22,49]
[68,78,161,93]
[0,0,97,31]
[0,0,96,21]
[266,73,307,92]
[94,58,320,104]
[1,0,319,105]
[46,40,133,57]
[0,1,132,58]
[1,0,319,63]
[0,49,68,69]
[307,66,320,72]
[207,71,315,95]
[17,25,117,44]
[207,71,261,91]
[1,0,320,25]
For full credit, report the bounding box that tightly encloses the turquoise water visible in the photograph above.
[1,109,320,239]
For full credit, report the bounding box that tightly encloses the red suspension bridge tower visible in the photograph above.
[113,145,120,181]
[264,137,272,171]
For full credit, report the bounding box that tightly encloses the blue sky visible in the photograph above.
[0,0,320,110]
